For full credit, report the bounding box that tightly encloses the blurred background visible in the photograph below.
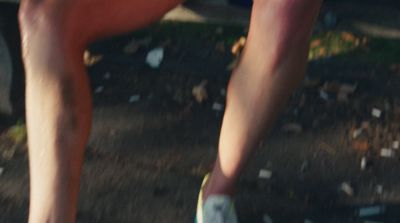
[1,0,400,222]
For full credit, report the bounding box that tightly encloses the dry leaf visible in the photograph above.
[352,138,369,152]
[83,50,103,66]
[192,80,208,104]
[123,37,152,54]
[231,37,246,56]
[310,39,321,48]
[341,32,356,42]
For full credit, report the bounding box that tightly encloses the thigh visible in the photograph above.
[19,0,181,46]
[76,0,182,43]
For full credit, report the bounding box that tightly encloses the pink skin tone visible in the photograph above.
[18,0,321,222]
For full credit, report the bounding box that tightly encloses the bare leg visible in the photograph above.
[203,0,322,199]
[19,0,180,222]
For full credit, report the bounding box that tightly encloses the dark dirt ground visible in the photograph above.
[1,2,400,223]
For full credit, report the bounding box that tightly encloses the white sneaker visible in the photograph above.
[195,174,239,223]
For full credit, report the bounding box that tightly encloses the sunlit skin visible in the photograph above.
[18,0,321,222]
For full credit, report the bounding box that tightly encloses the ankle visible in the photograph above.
[201,175,236,202]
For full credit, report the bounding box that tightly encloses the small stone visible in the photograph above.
[352,128,363,139]
[392,141,399,149]
[372,108,382,118]
[192,80,208,104]
[220,88,226,96]
[212,102,224,111]
[358,206,385,217]
[104,72,111,80]
[380,148,394,158]
[258,169,272,179]
[339,182,354,196]
[361,156,367,170]
[376,185,383,195]
[95,86,104,94]
[304,220,313,223]
[0,167,4,176]
[146,47,164,68]
[319,90,329,101]
[262,214,273,223]
[129,95,141,103]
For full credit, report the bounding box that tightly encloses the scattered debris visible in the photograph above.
[341,32,356,42]
[95,86,104,94]
[104,72,111,80]
[352,128,363,139]
[129,95,141,103]
[352,139,369,152]
[192,80,208,104]
[310,39,321,48]
[339,182,354,196]
[319,90,329,101]
[338,83,357,101]
[123,36,152,54]
[83,50,103,66]
[231,37,246,56]
[392,141,399,149]
[0,167,3,176]
[262,214,273,223]
[371,108,382,118]
[146,47,164,68]
[358,206,385,217]
[380,148,394,158]
[212,102,224,111]
[361,156,367,170]
[258,169,272,179]
[376,185,383,195]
